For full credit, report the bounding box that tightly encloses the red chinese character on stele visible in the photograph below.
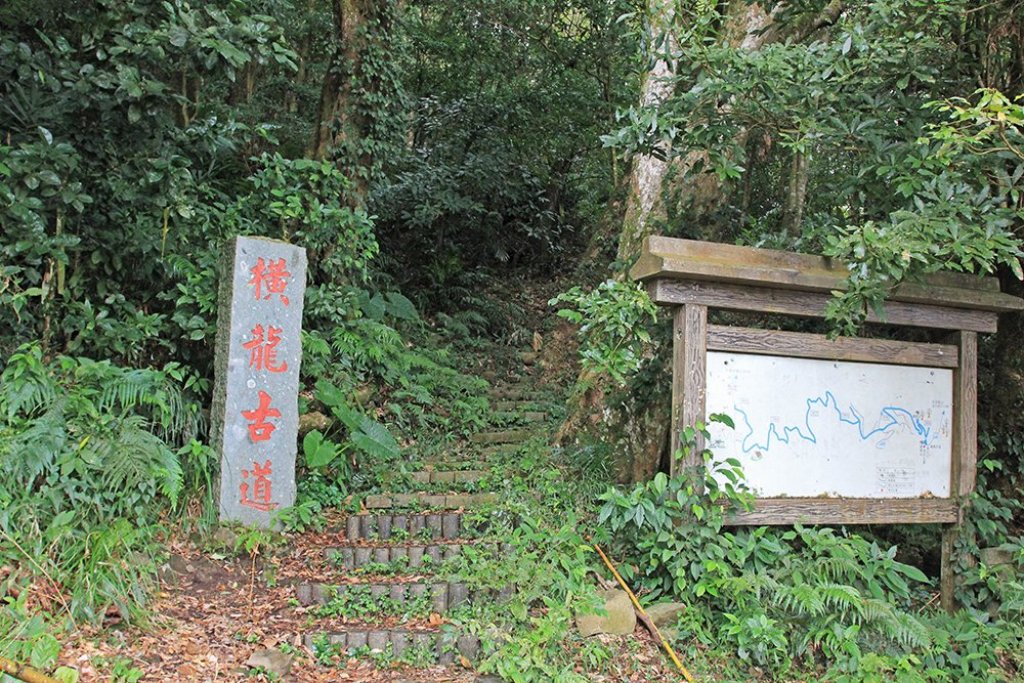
[241,390,281,442]
[242,324,288,373]
[240,459,278,512]
[248,257,291,305]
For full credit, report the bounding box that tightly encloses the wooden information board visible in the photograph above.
[706,351,953,500]
[631,236,1024,610]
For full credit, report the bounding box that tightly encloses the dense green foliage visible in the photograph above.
[0,342,202,643]
[607,0,1024,331]
[3,0,1024,679]
[598,427,1024,681]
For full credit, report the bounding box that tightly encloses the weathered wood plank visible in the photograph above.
[631,237,1022,311]
[671,305,707,476]
[940,526,957,613]
[650,279,999,333]
[725,498,958,526]
[707,325,959,368]
[955,331,979,497]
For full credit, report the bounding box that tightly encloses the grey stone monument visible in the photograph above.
[211,236,307,526]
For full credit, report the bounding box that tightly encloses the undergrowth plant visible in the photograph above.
[0,343,200,662]
[598,420,1024,681]
[549,279,657,386]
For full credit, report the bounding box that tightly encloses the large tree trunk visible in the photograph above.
[311,0,391,205]
[616,0,677,263]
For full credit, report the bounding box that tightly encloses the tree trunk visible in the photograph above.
[616,0,677,264]
[310,0,379,204]
[781,150,810,236]
[560,1,798,483]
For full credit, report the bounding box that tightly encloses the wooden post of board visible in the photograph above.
[671,304,707,477]
[941,330,979,612]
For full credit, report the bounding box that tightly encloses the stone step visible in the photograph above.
[481,443,521,457]
[363,492,498,510]
[297,580,512,614]
[325,541,505,571]
[414,452,488,467]
[469,429,533,445]
[489,385,530,400]
[343,511,488,541]
[492,410,547,423]
[420,442,521,464]
[304,628,480,664]
[415,459,492,472]
[493,400,532,412]
[406,469,488,486]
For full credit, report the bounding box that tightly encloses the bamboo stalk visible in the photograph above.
[593,543,695,683]
[0,657,62,683]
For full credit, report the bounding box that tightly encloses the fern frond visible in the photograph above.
[774,582,827,617]
[0,400,68,484]
[817,583,863,615]
[0,343,58,419]
[95,415,182,510]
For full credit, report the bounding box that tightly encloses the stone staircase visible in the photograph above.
[294,349,551,669]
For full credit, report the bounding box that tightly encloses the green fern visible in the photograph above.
[0,343,198,624]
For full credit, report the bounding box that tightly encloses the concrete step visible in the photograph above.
[492,410,547,424]
[489,385,530,400]
[480,443,521,457]
[297,580,512,613]
[419,442,522,465]
[325,541,505,571]
[414,459,494,473]
[342,511,489,541]
[303,628,480,664]
[493,400,530,412]
[469,429,533,445]
[406,469,488,486]
[363,492,498,510]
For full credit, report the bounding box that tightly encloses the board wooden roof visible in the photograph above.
[630,236,1024,313]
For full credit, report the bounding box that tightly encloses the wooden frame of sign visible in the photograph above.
[630,236,1024,611]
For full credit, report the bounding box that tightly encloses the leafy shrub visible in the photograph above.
[595,421,1006,679]
[0,343,200,627]
[550,279,658,385]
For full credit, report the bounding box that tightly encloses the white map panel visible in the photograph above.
[705,351,953,499]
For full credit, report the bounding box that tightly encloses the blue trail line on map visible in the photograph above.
[733,391,930,454]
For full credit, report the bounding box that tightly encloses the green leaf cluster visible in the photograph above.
[550,279,658,385]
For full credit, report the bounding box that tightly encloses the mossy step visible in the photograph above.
[469,429,533,445]
[363,492,498,510]
[480,443,522,457]
[343,511,489,541]
[488,385,530,400]
[413,454,488,468]
[493,400,534,412]
[413,460,493,473]
[492,410,547,423]
[325,541,508,571]
[420,442,521,463]
[297,580,512,613]
[519,351,538,365]
[407,469,488,485]
[303,628,480,664]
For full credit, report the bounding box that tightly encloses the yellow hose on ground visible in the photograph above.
[0,657,61,683]
[593,543,696,683]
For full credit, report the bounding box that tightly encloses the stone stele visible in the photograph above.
[211,236,307,527]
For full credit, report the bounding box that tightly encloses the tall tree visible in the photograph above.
[566,0,1024,481]
[312,0,405,206]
